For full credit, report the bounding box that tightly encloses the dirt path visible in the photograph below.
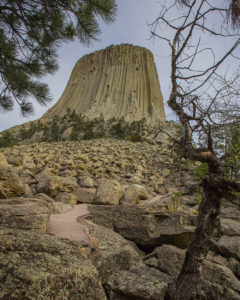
[48,204,91,244]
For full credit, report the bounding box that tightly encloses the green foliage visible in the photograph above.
[222,126,240,180]
[6,111,148,144]
[0,0,117,115]
[168,191,183,211]
[110,117,146,141]
[126,132,143,142]
[83,130,106,140]
[196,193,202,205]
[195,163,208,181]
[0,131,16,147]
[110,117,127,138]
[50,119,61,142]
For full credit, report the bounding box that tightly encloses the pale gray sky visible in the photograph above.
[0,0,236,131]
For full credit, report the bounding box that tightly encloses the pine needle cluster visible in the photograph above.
[0,0,117,115]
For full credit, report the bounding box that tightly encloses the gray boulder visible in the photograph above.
[106,266,169,300]
[79,219,142,284]
[88,205,195,250]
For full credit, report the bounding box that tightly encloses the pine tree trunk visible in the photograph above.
[167,169,223,300]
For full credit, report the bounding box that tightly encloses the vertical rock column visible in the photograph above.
[42,44,166,124]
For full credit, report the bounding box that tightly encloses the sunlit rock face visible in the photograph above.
[42,44,166,124]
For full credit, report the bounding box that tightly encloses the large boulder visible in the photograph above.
[105,266,169,300]
[120,184,148,205]
[55,192,78,205]
[216,236,240,260]
[79,175,96,188]
[36,171,63,197]
[199,260,240,300]
[73,187,96,204]
[151,244,185,277]
[0,229,107,300]
[93,179,123,205]
[88,205,195,250]
[145,244,240,299]
[0,166,25,198]
[79,218,142,284]
[0,197,55,232]
[221,218,240,237]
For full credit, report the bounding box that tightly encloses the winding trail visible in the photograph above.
[48,204,91,244]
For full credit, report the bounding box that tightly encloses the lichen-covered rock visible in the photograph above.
[153,244,185,277]
[105,266,169,300]
[144,244,240,299]
[36,171,63,197]
[0,166,25,198]
[221,218,240,237]
[7,155,23,166]
[55,192,77,205]
[93,179,123,205]
[199,260,240,300]
[0,153,10,167]
[79,175,96,188]
[0,197,55,232]
[0,229,107,300]
[120,184,148,205]
[74,187,96,204]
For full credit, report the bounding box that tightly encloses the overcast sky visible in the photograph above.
[0,0,235,131]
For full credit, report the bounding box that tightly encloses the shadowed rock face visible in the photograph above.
[42,44,166,124]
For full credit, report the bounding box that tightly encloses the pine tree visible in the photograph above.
[0,0,117,115]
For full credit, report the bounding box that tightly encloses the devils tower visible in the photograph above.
[42,44,165,123]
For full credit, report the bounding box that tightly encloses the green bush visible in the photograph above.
[168,191,183,211]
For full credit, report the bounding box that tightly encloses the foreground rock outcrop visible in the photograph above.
[0,229,107,300]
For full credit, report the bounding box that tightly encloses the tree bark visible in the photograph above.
[166,169,223,299]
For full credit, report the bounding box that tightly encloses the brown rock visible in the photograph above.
[55,192,77,205]
[79,175,96,188]
[73,187,96,204]
[0,166,25,198]
[36,171,63,197]
[93,179,123,205]
[0,153,10,167]
[120,184,148,205]
[0,197,54,232]
[7,155,23,166]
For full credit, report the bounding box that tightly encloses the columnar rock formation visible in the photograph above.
[42,44,166,123]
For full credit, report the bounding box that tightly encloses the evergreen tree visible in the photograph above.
[0,0,117,115]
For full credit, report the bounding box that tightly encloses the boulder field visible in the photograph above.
[0,138,240,299]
